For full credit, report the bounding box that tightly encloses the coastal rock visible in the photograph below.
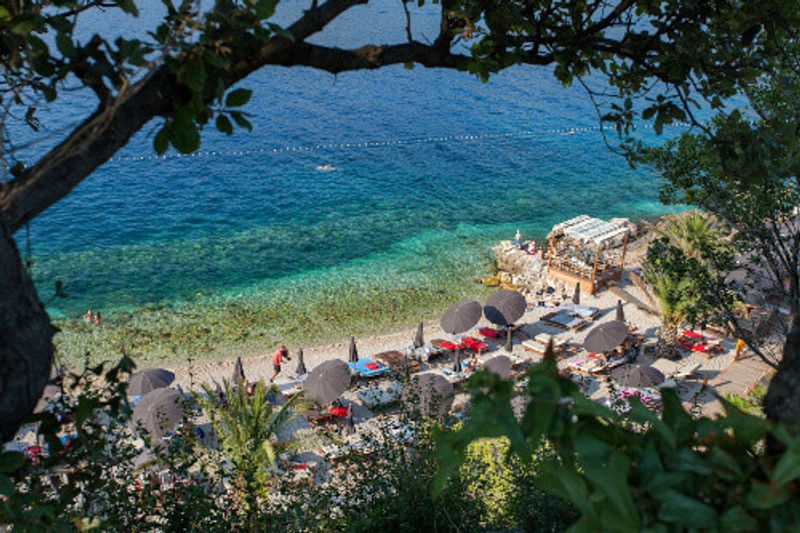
[492,241,547,291]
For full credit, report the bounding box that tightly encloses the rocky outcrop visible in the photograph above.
[491,241,547,291]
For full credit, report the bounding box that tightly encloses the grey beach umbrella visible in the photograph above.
[483,290,527,326]
[584,320,628,354]
[441,300,482,335]
[233,357,245,385]
[484,355,513,380]
[615,300,625,322]
[296,349,307,375]
[413,322,425,349]
[404,373,454,418]
[128,368,175,397]
[304,359,351,405]
[484,290,527,352]
[572,283,581,305]
[132,388,184,440]
[348,336,359,363]
[609,364,665,388]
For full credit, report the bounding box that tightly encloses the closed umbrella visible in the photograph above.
[129,368,175,397]
[413,322,424,349]
[484,355,513,379]
[572,283,581,305]
[404,373,454,418]
[348,336,359,364]
[583,320,628,354]
[132,388,184,441]
[441,300,482,335]
[304,360,351,405]
[295,349,307,375]
[615,300,625,322]
[609,364,665,388]
[232,357,245,385]
[484,290,527,352]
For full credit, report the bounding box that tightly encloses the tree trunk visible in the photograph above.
[0,221,55,442]
[764,313,800,454]
[654,323,679,360]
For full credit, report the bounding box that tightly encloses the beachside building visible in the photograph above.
[546,215,632,295]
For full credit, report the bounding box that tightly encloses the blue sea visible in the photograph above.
[11,0,680,362]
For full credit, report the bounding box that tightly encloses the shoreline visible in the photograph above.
[51,212,672,371]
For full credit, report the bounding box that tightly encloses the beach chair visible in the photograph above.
[478,327,501,339]
[541,311,588,331]
[375,350,420,373]
[461,336,488,354]
[349,357,390,378]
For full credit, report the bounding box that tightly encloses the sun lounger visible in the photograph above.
[541,311,588,331]
[559,305,601,319]
[478,327,501,339]
[461,336,488,353]
[433,339,462,352]
[349,357,390,377]
[563,355,605,374]
[375,350,420,373]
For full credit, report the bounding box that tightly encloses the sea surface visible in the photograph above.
[11,0,680,364]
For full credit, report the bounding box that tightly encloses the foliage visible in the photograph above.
[725,383,768,417]
[196,379,299,513]
[0,357,230,531]
[648,38,800,366]
[656,211,727,263]
[1,357,576,531]
[434,351,800,532]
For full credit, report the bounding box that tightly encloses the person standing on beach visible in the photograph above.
[271,346,291,382]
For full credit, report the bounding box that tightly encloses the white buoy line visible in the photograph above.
[108,122,692,163]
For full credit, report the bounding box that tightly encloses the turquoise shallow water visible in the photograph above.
[10,0,680,362]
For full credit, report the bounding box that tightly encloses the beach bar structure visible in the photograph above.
[546,215,630,295]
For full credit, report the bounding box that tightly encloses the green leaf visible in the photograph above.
[746,480,792,509]
[183,60,206,93]
[216,114,233,135]
[771,446,800,487]
[226,88,252,107]
[720,506,758,532]
[231,112,253,131]
[154,127,169,155]
[657,490,717,527]
[56,32,76,59]
[0,452,25,474]
[11,19,35,35]
[169,124,201,154]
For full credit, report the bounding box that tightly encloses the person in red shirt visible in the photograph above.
[270,345,291,382]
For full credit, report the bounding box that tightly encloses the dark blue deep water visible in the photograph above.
[12,1,678,352]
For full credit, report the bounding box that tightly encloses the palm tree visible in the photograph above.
[196,380,300,517]
[657,211,725,262]
[645,268,695,360]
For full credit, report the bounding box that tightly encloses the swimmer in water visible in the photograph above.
[316,164,336,172]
